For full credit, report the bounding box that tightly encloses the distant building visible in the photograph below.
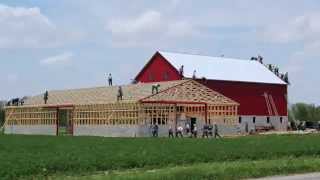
[134,51,288,132]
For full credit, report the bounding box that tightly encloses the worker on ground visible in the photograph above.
[108,73,112,86]
[176,125,183,138]
[193,126,198,138]
[168,126,174,138]
[208,123,213,137]
[153,124,159,137]
[214,123,222,138]
[185,123,190,136]
[202,124,209,138]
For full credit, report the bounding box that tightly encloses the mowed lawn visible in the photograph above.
[1,134,320,179]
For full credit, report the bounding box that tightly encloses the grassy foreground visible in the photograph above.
[1,134,320,179]
[53,157,320,180]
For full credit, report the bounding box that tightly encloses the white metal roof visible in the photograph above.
[159,51,286,85]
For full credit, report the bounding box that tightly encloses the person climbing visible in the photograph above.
[108,73,112,86]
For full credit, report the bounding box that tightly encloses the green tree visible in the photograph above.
[0,106,4,127]
[290,103,320,122]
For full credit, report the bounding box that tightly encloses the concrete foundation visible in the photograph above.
[4,116,286,137]
[4,125,56,135]
[238,115,288,133]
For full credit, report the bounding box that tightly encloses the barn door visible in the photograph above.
[57,108,73,136]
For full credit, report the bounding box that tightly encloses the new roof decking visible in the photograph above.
[24,80,183,106]
[24,80,238,106]
[159,51,286,85]
[142,80,237,105]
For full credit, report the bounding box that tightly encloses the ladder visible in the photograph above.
[269,95,279,116]
[263,92,273,116]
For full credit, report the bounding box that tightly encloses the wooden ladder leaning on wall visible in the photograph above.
[263,92,273,116]
[269,95,279,116]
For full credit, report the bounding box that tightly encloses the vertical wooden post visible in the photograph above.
[174,103,177,131]
[205,103,208,124]
[56,108,59,136]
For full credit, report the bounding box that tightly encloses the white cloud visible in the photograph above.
[40,52,74,65]
[261,13,320,44]
[0,4,83,48]
[105,10,196,47]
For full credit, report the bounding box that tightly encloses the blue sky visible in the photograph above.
[0,0,319,104]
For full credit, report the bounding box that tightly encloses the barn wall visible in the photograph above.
[198,80,287,116]
[4,125,56,135]
[134,54,288,117]
[135,53,181,83]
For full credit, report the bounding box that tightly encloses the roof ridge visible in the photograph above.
[159,51,248,62]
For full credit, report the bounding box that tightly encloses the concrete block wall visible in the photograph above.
[238,115,288,132]
[73,124,172,137]
[4,125,56,135]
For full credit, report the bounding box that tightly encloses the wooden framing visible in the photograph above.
[4,80,239,135]
[4,102,238,127]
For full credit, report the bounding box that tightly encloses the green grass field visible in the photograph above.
[1,134,320,179]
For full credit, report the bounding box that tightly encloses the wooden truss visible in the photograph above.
[4,80,239,131]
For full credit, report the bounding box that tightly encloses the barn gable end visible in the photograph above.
[134,52,181,83]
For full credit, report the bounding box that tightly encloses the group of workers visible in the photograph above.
[151,123,221,138]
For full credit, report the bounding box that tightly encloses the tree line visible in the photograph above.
[289,103,320,122]
[0,104,4,127]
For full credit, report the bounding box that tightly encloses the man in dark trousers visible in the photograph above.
[168,126,174,138]
[208,123,213,137]
[117,86,123,101]
[154,124,159,137]
[44,91,49,104]
[202,124,209,138]
[214,123,222,138]
[108,73,112,86]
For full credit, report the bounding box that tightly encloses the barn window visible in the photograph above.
[238,116,242,124]
[280,117,283,123]
[253,117,256,124]
[148,73,154,81]
[163,71,169,80]
[267,117,270,123]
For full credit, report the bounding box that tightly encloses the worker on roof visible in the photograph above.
[192,70,196,79]
[44,91,49,104]
[108,73,112,86]
[179,65,184,76]
[117,86,123,101]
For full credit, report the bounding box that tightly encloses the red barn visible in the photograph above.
[135,51,288,132]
